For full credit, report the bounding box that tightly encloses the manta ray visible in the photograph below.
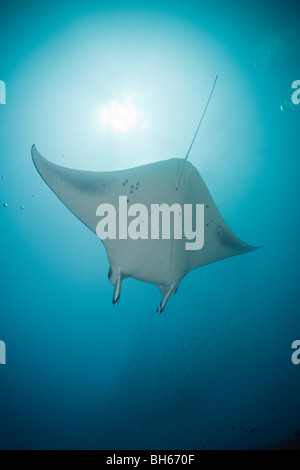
[32,76,258,313]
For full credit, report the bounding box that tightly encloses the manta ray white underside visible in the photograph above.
[31,145,257,313]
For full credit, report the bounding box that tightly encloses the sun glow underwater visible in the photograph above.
[100,96,148,133]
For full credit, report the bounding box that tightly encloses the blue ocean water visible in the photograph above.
[0,0,300,450]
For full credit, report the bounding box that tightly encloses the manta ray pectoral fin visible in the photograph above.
[156,285,178,314]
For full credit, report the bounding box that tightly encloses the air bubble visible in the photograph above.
[3,203,8,208]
